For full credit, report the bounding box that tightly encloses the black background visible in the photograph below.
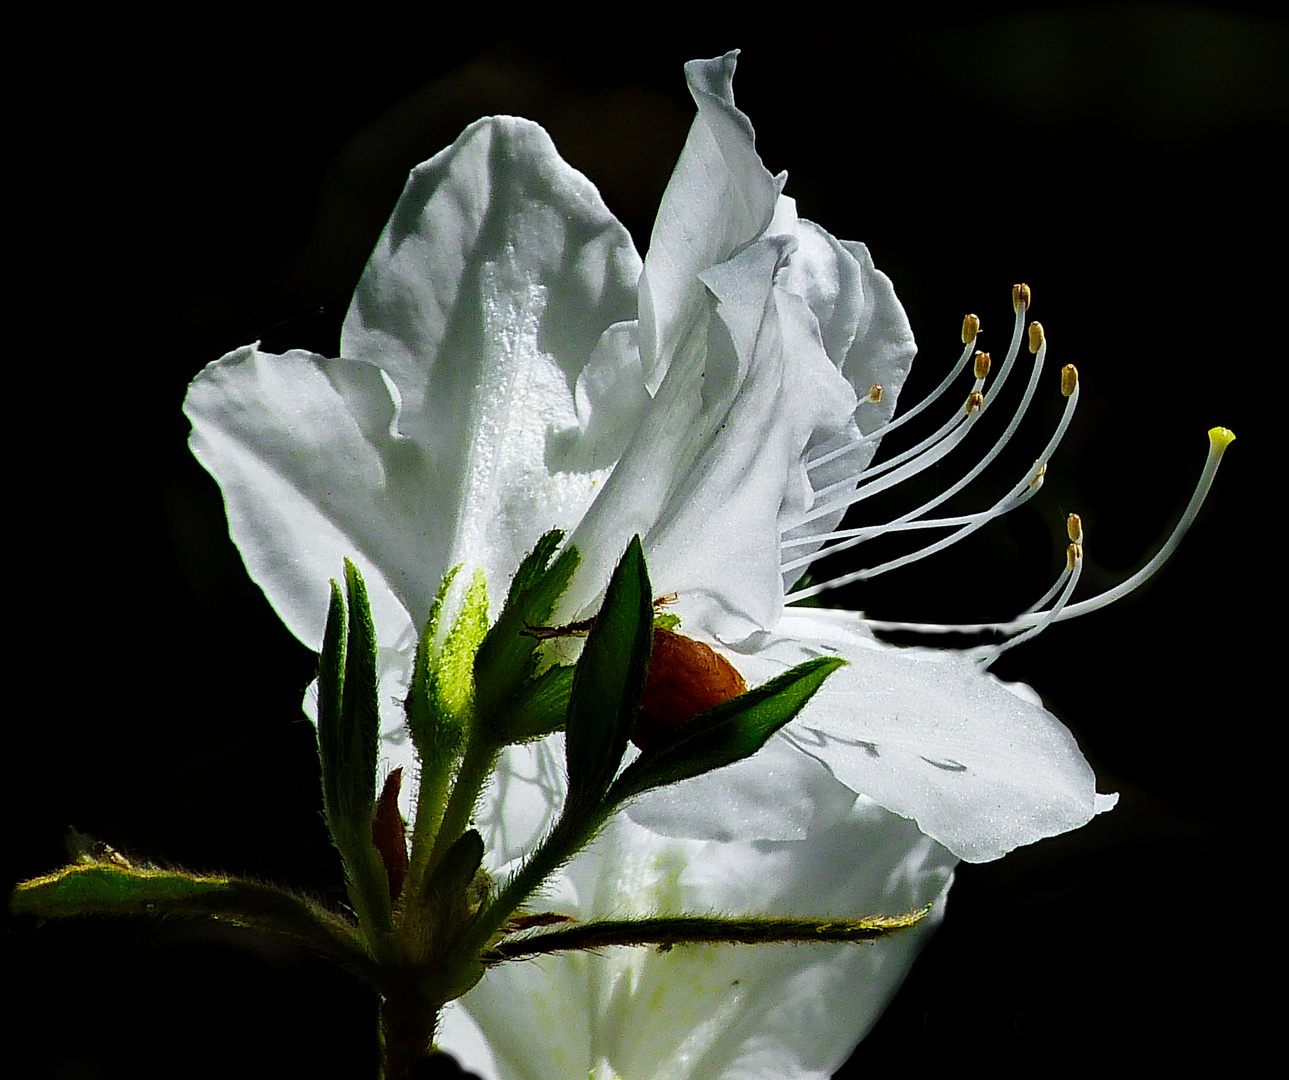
[5,6,1279,1077]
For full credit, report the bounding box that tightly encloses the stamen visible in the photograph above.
[804,300,1030,517]
[1028,320,1044,354]
[974,351,992,380]
[807,314,986,473]
[976,540,1082,668]
[860,428,1234,637]
[867,384,883,404]
[787,302,1055,576]
[783,300,1077,600]
[792,356,1081,592]
[1013,283,1031,312]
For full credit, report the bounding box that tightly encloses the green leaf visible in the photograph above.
[340,559,381,825]
[474,530,578,738]
[564,537,653,808]
[11,862,378,982]
[490,907,932,959]
[606,656,845,806]
[315,561,395,949]
[317,577,349,834]
[319,561,381,841]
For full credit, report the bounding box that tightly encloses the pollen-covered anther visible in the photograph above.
[962,313,980,343]
[1029,461,1047,491]
[964,390,984,415]
[1060,364,1078,397]
[1066,512,1083,543]
[1013,283,1031,312]
[1028,321,1044,354]
[974,351,992,380]
[1066,542,1083,571]
[867,383,884,404]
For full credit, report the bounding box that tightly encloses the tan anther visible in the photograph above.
[867,383,883,404]
[1012,283,1031,312]
[965,390,984,415]
[1067,513,1083,543]
[1060,363,1078,397]
[1028,320,1044,354]
[974,351,992,380]
[962,313,980,343]
[1066,542,1083,571]
[1028,461,1047,491]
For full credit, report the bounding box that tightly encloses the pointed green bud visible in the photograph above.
[565,537,653,809]
[607,656,845,806]
[474,530,578,739]
[407,566,488,768]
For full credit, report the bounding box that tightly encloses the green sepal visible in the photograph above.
[415,830,488,1001]
[422,829,486,931]
[473,530,578,739]
[606,656,845,807]
[502,662,575,742]
[564,537,653,809]
[11,861,379,984]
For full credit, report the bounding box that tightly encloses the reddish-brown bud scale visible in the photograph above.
[632,627,747,752]
[372,767,409,902]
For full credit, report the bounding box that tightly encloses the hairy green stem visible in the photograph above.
[453,799,608,964]
[424,729,497,877]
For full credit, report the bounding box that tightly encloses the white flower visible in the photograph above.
[185,51,1135,1079]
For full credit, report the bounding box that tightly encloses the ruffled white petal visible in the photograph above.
[185,346,420,653]
[638,52,782,392]
[636,609,1115,864]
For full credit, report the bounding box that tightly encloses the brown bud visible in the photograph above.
[633,628,747,753]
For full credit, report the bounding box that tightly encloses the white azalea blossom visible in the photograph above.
[182,51,1152,1079]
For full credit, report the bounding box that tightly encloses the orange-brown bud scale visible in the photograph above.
[372,767,409,903]
[632,628,747,752]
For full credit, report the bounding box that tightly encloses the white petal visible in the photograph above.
[443,799,954,1080]
[340,115,644,608]
[624,727,855,843]
[185,346,421,652]
[735,609,1113,863]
